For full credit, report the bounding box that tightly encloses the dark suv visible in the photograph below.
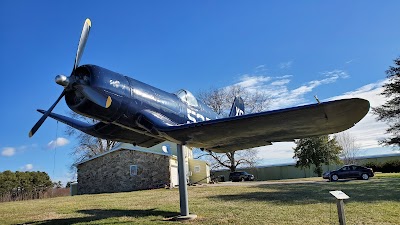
[323,165,374,181]
[229,171,255,182]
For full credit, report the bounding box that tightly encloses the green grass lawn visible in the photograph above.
[0,173,399,225]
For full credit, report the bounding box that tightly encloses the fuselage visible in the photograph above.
[65,65,220,137]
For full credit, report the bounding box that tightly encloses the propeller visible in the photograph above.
[29,90,65,137]
[29,18,111,138]
[74,18,91,71]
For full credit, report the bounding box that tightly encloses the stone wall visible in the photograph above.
[77,149,171,194]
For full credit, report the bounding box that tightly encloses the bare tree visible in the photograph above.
[198,85,270,117]
[65,112,118,164]
[195,85,270,172]
[334,131,360,165]
[195,148,259,172]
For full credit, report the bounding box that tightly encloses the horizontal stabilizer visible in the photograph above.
[37,109,93,131]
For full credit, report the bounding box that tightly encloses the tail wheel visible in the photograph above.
[241,177,245,182]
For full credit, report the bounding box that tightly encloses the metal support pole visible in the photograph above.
[177,144,189,216]
[336,199,346,225]
[166,144,197,221]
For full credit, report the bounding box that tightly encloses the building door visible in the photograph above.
[170,165,179,187]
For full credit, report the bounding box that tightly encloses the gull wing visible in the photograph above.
[160,98,369,153]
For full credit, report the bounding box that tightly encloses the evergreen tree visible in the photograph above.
[293,135,342,176]
[65,181,73,188]
[53,181,63,189]
[0,171,52,202]
[373,57,400,147]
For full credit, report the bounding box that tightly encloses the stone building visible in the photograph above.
[76,142,209,195]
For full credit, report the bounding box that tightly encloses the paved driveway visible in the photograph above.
[193,179,326,187]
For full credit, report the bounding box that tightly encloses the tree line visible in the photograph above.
[0,170,54,202]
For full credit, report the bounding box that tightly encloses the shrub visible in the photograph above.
[363,160,400,173]
[364,161,380,172]
[381,160,400,173]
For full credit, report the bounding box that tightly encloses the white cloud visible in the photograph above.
[255,65,265,69]
[1,147,16,157]
[0,144,38,157]
[279,61,293,69]
[259,79,391,163]
[236,75,271,88]
[21,164,34,171]
[289,70,348,98]
[326,80,389,149]
[228,68,392,163]
[271,79,290,86]
[276,75,293,79]
[256,142,296,159]
[47,137,70,149]
[255,64,267,72]
[322,70,349,80]
[232,69,349,110]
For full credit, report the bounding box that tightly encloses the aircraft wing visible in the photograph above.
[159,98,370,153]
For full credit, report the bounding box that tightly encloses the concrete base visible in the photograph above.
[166,214,198,221]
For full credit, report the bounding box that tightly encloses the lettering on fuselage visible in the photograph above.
[187,108,210,123]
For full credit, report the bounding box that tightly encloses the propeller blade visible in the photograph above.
[29,90,66,137]
[73,18,91,71]
[76,85,112,108]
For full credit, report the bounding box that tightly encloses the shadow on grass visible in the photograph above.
[209,178,400,205]
[19,208,177,225]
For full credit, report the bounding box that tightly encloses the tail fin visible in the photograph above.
[229,96,245,117]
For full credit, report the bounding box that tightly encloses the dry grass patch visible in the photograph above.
[0,173,399,224]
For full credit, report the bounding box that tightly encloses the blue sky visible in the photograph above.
[1,1,400,183]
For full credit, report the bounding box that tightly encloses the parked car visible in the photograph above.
[229,171,255,182]
[323,165,374,181]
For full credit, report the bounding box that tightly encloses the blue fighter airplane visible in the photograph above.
[28,18,370,219]
[29,19,370,154]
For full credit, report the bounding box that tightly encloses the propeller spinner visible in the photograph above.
[29,19,112,138]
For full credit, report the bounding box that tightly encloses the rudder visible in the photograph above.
[229,96,245,117]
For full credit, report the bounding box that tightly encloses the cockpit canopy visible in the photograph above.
[175,89,198,107]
